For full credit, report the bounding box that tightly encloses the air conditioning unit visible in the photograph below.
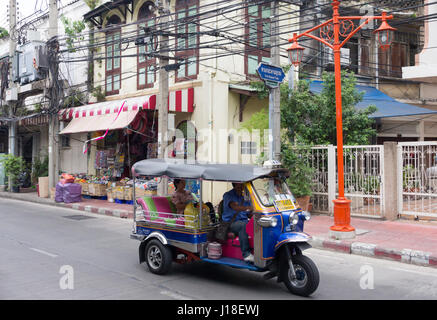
[324,47,351,66]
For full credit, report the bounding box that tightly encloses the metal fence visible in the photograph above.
[398,142,437,218]
[306,145,384,218]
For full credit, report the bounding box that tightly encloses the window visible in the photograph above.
[175,0,199,82]
[241,141,257,155]
[378,32,412,78]
[61,135,70,148]
[138,2,156,89]
[105,15,122,96]
[245,2,271,77]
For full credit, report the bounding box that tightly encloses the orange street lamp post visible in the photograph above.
[287,1,396,239]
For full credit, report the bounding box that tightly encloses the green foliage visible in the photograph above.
[250,81,270,100]
[61,15,86,52]
[281,71,377,145]
[92,85,106,102]
[239,108,269,150]
[281,143,313,198]
[63,89,86,108]
[1,154,25,187]
[31,155,49,184]
[83,0,101,9]
[0,27,9,39]
[243,70,378,197]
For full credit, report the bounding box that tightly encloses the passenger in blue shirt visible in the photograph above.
[222,183,254,263]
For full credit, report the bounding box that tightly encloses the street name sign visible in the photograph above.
[256,63,286,88]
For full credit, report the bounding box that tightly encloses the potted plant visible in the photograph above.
[2,154,25,193]
[32,155,49,197]
[32,155,49,184]
[281,143,314,211]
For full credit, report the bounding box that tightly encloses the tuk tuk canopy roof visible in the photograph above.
[132,159,290,182]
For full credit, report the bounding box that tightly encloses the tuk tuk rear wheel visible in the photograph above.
[145,239,172,275]
[283,254,319,297]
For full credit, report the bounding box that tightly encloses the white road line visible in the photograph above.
[29,247,58,258]
[160,290,192,300]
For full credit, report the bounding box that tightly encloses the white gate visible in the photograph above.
[308,145,384,218]
[398,142,437,218]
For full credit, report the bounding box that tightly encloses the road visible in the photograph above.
[1,198,437,300]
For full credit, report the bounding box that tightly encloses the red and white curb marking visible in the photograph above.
[309,236,437,269]
[64,203,133,219]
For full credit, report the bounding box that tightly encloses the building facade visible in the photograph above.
[60,0,299,202]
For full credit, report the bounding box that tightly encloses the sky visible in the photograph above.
[0,0,62,30]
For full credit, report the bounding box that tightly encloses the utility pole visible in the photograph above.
[8,0,17,191]
[270,0,281,161]
[157,0,169,196]
[48,0,59,194]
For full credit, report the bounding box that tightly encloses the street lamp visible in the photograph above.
[287,1,396,239]
[287,33,305,67]
[374,12,397,51]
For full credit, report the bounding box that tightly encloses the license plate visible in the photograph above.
[274,199,296,212]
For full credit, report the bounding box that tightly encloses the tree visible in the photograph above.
[242,70,378,198]
[0,27,9,39]
[61,15,86,52]
[280,71,377,146]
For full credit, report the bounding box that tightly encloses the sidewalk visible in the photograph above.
[305,214,437,269]
[0,191,134,219]
[1,191,437,268]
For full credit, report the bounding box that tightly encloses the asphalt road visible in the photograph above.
[1,198,437,301]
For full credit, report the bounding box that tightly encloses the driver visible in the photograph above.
[222,183,254,263]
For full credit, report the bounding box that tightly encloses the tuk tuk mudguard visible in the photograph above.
[274,232,312,252]
[139,231,168,264]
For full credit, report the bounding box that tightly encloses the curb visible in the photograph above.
[309,236,437,269]
[0,192,134,220]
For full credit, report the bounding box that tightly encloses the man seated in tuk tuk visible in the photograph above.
[222,183,254,263]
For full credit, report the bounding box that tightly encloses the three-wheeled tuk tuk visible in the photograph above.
[130,159,319,297]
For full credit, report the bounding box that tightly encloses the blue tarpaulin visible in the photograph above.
[309,80,437,119]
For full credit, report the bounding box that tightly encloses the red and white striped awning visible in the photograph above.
[59,88,194,120]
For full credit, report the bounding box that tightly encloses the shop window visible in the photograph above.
[138,2,156,89]
[105,15,122,96]
[175,0,199,82]
[241,141,257,155]
[245,2,271,77]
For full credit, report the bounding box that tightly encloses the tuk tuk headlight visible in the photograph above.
[302,211,311,221]
[289,212,299,225]
[258,216,278,228]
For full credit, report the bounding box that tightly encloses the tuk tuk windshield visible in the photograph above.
[252,177,294,207]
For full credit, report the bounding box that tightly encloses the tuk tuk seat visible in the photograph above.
[136,196,185,227]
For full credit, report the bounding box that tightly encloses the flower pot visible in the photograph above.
[38,177,49,198]
[296,195,311,211]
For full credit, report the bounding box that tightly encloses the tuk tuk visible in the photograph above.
[130,159,320,297]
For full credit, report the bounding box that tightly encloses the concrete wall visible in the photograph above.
[60,132,88,174]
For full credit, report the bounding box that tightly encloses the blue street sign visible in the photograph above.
[256,63,286,86]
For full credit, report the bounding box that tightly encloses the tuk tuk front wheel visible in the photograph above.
[283,254,319,297]
[145,239,173,275]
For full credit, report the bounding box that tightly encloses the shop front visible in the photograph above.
[58,88,195,204]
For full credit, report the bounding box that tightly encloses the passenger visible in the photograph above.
[171,179,194,216]
[222,183,254,263]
